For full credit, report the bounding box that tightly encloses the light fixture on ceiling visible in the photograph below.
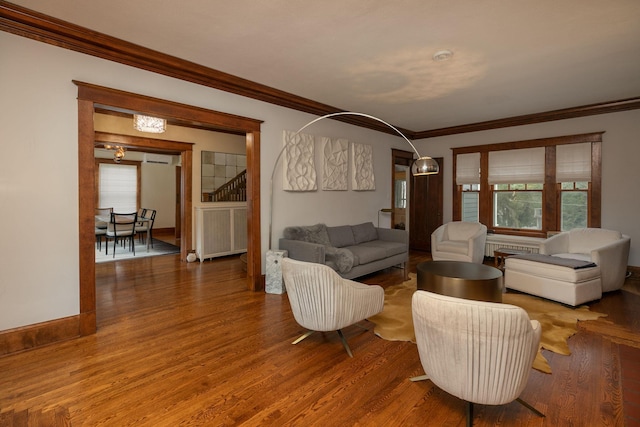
[432,49,454,62]
[133,114,166,133]
[104,144,126,163]
[268,111,439,249]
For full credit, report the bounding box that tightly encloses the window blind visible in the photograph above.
[99,163,137,213]
[488,147,545,184]
[556,143,591,182]
[456,153,481,185]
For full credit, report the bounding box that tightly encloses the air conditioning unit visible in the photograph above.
[143,153,172,165]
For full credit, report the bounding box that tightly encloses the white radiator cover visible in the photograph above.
[485,234,544,257]
[195,203,247,262]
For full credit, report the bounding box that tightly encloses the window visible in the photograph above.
[96,159,141,213]
[461,184,479,222]
[456,153,480,223]
[493,183,543,229]
[559,182,588,230]
[556,143,591,231]
[488,147,544,231]
[452,133,602,237]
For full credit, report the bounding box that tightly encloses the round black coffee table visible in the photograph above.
[417,261,503,303]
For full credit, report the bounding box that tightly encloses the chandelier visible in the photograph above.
[133,114,166,133]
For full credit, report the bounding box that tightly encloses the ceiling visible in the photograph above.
[8,0,640,134]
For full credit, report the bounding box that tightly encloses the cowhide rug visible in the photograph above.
[367,274,607,374]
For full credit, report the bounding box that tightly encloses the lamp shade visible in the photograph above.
[412,156,439,176]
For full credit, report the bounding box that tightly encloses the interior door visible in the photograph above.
[409,157,443,252]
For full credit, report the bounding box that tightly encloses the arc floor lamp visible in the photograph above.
[268,111,439,250]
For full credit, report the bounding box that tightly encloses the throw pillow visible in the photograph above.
[327,225,356,248]
[325,247,355,273]
[283,224,331,246]
[352,222,378,244]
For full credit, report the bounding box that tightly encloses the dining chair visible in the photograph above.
[106,212,138,257]
[135,209,156,247]
[95,207,113,229]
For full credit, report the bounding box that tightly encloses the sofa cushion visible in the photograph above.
[505,256,600,282]
[345,245,386,265]
[360,240,407,257]
[324,247,355,273]
[437,240,468,255]
[568,228,622,254]
[327,225,356,248]
[283,223,331,246]
[352,222,378,244]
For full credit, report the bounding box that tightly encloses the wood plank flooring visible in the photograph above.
[0,249,638,426]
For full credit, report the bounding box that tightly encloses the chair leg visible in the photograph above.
[409,374,429,382]
[336,329,353,358]
[292,330,315,345]
[466,401,473,427]
[516,398,545,418]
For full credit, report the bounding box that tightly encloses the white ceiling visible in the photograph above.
[11,0,640,132]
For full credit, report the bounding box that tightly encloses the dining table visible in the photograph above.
[96,215,152,252]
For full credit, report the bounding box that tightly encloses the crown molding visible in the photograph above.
[2,1,639,139]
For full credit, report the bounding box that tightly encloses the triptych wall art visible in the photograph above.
[282,130,375,192]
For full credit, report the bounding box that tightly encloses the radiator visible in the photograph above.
[195,204,247,262]
[485,235,544,257]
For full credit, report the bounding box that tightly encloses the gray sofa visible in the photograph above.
[278,222,409,280]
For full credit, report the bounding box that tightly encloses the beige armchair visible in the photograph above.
[431,221,487,263]
[281,257,384,357]
[540,228,630,292]
[412,290,543,426]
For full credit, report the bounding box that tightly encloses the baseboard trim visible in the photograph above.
[0,315,81,357]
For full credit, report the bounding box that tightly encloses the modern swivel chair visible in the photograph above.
[412,290,544,426]
[431,221,487,263]
[281,257,384,357]
[106,212,138,257]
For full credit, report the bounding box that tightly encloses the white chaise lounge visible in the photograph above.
[504,228,630,306]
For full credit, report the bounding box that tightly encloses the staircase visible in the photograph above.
[205,170,247,202]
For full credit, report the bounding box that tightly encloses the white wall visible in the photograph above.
[413,109,640,266]
[2,30,637,332]
[0,32,395,331]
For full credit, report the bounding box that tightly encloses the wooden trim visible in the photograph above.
[246,130,262,291]
[2,1,639,138]
[73,82,263,351]
[78,98,96,336]
[452,132,605,154]
[0,315,80,356]
[452,133,602,237]
[412,98,640,139]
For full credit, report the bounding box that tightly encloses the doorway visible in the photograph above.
[409,157,443,252]
[76,81,263,336]
[391,149,444,252]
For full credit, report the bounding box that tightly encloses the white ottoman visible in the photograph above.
[504,255,602,306]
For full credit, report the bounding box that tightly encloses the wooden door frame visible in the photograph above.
[76,81,263,336]
[391,149,415,230]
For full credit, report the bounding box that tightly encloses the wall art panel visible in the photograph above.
[322,137,348,190]
[351,142,375,190]
[282,130,317,191]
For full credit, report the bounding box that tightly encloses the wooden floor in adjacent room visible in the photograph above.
[1,249,639,426]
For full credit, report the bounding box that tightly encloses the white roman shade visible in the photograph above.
[99,163,138,213]
[556,143,592,182]
[456,153,481,185]
[488,147,545,184]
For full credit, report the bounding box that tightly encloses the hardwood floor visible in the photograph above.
[0,251,638,426]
